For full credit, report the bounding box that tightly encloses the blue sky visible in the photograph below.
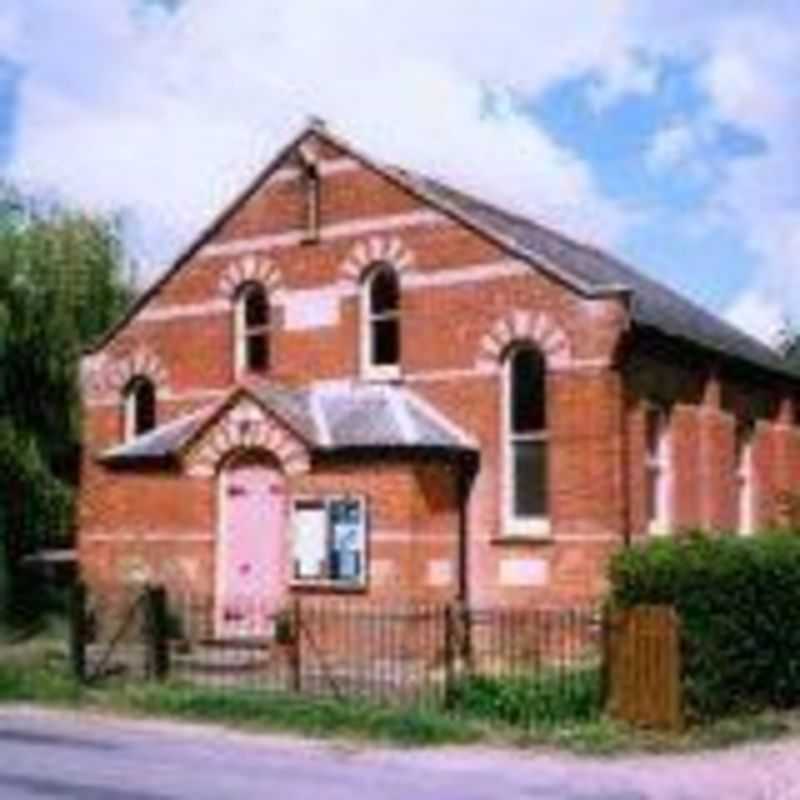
[532,63,763,312]
[0,1,797,344]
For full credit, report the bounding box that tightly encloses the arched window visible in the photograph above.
[123,376,156,442]
[361,263,400,379]
[735,422,755,536]
[645,405,672,535]
[503,345,548,535]
[235,283,270,376]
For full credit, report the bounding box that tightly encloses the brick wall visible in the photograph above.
[78,129,800,611]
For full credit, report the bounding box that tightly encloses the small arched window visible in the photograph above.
[123,376,156,442]
[503,344,548,535]
[235,283,270,376]
[362,263,400,379]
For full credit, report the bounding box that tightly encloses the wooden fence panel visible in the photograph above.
[607,605,683,731]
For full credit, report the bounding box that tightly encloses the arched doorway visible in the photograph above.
[216,451,287,637]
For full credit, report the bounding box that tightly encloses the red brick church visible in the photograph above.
[78,120,800,634]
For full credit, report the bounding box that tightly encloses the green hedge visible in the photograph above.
[610,531,800,719]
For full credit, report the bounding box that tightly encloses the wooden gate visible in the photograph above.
[606,605,683,731]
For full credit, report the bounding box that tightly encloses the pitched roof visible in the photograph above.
[100,405,213,463]
[395,171,797,380]
[90,120,796,380]
[99,381,475,465]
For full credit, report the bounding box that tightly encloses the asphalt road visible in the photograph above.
[1,706,799,800]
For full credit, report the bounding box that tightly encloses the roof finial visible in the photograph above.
[307,115,327,131]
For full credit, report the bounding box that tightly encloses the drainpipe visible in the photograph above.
[455,451,477,667]
[620,373,633,547]
[615,292,635,548]
[455,451,476,606]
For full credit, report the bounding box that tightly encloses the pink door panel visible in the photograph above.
[217,460,286,637]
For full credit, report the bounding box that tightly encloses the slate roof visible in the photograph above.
[100,405,213,463]
[100,382,475,465]
[399,171,798,380]
[87,121,796,381]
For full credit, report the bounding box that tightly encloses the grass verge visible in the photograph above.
[0,644,798,754]
[0,657,481,747]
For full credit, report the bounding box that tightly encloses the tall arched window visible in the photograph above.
[735,422,755,536]
[503,345,548,535]
[123,376,156,442]
[235,283,270,376]
[361,263,400,379]
[645,405,672,535]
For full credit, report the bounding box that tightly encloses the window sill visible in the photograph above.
[362,367,403,384]
[497,520,552,543]
[290,581,367,595]
[492,532,553,546]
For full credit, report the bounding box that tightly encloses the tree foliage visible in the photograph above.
[0,182,133,610]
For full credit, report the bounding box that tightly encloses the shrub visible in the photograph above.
[609,531,800,719]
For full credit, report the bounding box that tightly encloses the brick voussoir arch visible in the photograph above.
[339,235,416,284]
[185,399,311,478]
[476,309,572,372]
[218,254,282,298]
[101,346,170,394]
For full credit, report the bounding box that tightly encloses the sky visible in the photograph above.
[0,1,798,346]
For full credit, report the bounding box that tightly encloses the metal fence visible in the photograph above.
[72,583,606,716]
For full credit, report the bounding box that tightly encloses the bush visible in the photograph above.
[448,669,602,727]
[609,531,800,719]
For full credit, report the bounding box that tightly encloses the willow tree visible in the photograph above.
[0,183,133,617]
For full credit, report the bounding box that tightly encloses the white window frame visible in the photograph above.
[501,345,550,538]
[123,376,156,443]
[360,264,401,382]
[736,424,756,537]
[234,282,270,377]
[645,405,673,536]
[290,494,368,587]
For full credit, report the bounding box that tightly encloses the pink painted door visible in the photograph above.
[217,460,287,637]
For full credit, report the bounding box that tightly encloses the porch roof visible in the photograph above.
[99,380,476,466]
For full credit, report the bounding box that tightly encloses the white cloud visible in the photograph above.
[586,53,660,112]
[622,1,800,337]
[646,120,697,172]
[698,14,800,337]
[725,288,786,347]
[1,0,799,342]
[644,114,721,185]
[0,8,20,59]
[2,0,642,276]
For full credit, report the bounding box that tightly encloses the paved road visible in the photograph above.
[1,707,800,800]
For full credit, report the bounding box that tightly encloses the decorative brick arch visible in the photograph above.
[103,346,169,394]
[475,310,572,372]
[339,235,416,285]
[185,397,310,478]
[218,254,282,299]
